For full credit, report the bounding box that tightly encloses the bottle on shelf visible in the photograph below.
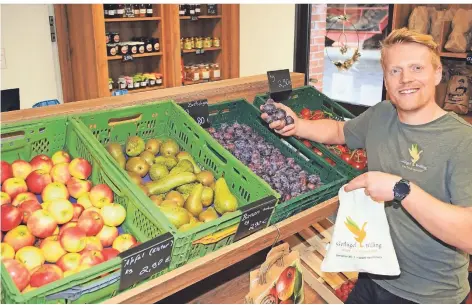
[103,4,109,18]
[189,4,196,16]
[146,4,153,17]
[108,4,116,18]
[179,4,185,16]
[133,4,140,17]
[139,4,146,17]
[116,4,125,18]
[195,4,201,16]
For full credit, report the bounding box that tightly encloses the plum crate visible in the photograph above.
[0,117,170,304]
[207,99,348,225]
[71,100,278,270]
[253,85,366,179]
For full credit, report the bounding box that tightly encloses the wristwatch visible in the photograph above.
[392,178,410,208]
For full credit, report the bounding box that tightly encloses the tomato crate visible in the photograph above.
[71,100,277,270]
[0,117,170,304]
[253,86,366,179]
[207,99,348,225]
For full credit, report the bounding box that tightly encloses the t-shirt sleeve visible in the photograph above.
[343,104,376,150]
[447,139,472,207]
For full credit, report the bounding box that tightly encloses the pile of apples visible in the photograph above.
[0,151,138,294]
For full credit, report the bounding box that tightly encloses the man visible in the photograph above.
[262,28,472,303]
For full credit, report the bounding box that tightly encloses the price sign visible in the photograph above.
[179,99,210,128]
[195,48,205,55]
[207,4,217,15]
[122,54,133,62]
[466,53,472,66]
[233,195,277,242]
[267,69,292,102]
[118,232,173,291]
[191,15,199,21]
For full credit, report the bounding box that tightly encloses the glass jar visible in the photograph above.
[153,38,160,52]
[155,73,163,86]
[195,37,203,49]
[129,43,138,54]
[133,4,140,17]
[107,44,117,56]
[190,37,195,49]
[111,32,120,43]
[184,38,192,50]
[213,37,220,48]
[203,37,212,48]
[139,4,146,17]
[210,63,221,80]
[106,32,111,44]
[199,64,210,80]
[191,65,200,81]
[145,39,153,53]
[180,38,184,50]
[108,4,116,18]
[137,42,145,54]
[116,4,125,18]
[118,43,129,55]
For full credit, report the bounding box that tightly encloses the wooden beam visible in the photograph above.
[102,196,338,304]
[1,72,305,124]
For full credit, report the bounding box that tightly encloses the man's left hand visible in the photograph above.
[344,171,401,202]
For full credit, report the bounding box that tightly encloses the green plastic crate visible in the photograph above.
[253,85,366,179]
[207,99,348,225]
[72,100,278,270]
[0,117,170,304]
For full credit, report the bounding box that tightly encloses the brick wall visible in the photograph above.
[309,4,327,91]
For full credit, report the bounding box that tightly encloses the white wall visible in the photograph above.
[239,4,295,77]
[1,4,62,109]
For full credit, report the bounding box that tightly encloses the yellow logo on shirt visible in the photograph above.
[408,144,423,166]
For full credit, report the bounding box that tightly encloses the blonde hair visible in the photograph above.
[380,27,441,69]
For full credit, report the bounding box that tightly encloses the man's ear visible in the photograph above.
[434,64,442,86]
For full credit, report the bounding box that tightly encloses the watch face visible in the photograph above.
[396,182,409,195]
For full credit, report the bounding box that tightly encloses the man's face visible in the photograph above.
[383,42,441,112]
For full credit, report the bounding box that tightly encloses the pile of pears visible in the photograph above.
[106,136,239,232]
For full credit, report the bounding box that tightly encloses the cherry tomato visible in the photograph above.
[325,158,336,166]
[302,140,312,148]
[336,145,347,153]
[312,148,323,157]
[352,161,366,170]
[300,108,311,117]
[340,153,351,163]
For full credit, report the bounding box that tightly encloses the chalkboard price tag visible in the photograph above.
[195,48,205,55]
[179,99,210,128]
[267,69,292,102]
[233,195,277,242]
[207,4,217,15]
[122,54,133,62]
[118,232,173,291]
[191,15,198,21]
[466,53,472,66]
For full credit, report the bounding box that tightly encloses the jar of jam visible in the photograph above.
[118,76,127,90]
[213,37,220,48]
[184,38,192,50]
[180,38,184,50]
[145,39,153,53]
[155,73,163,86]
[139,4,146,17]
[140,77,147,88]
[137,42,145,54]
[133,4,140,17]
[126,77,134,90]
[108,78,114,91]
[107,44,117,56]
[190,37,195,49]
[129,43,138,54]
[199,64,210,80]
[191,65,200,81]
[195,37,203,49]
[203,37,212,48]
[118,43,129,55]
[153,38,160,52]
[210,63,221,80]
[110,32,120,43]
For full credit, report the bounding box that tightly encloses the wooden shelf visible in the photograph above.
[183,78,221,86]
[440,52,468,59]
[127,86,165,93]
[179,15,221,20]
[107,52,163,60]
[105,17,161,22]
[182,47,221,54]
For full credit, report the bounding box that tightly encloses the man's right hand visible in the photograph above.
[260,102,299,137]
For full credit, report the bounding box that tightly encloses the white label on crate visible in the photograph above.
[281,139,297,152]
[298,152,309,162]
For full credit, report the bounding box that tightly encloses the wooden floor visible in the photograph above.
[157,247,326,304]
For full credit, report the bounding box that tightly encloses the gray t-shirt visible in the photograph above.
[344,100,472,304]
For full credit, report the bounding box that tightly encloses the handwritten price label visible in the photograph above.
[267,69,292,102]
[179,99,210,128]
[234,196,277,242]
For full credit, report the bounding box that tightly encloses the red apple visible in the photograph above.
[1,161,13,184]
[1,204,22,231]
[77,211,104,236]
[1,192,11,205]
[3,259,30,291]
[27,209,58,238]
[30,154,53,173]
[2,178,28,200]
[30,264,63,288]
[81,236,103,253]
[4,225,35,251]
[56,252,81,272]
[79,250,105,267]
[11,192,38,207]
[15,246,45,271]
[101,203,126,227]
[50,163,71,185]
[39,235,66,263]
[42,182,69,202]
[112,234,137,253]
[51,150,71,165]
[1,242,15,259]
[102,248,120,261]
[59,221,78,237]
[96,225,119,247]
[69,158,92,180]
[89,184,114,208]
[46,199,73,224]
[72,204,84,222]
[11,160,32,180]
[25,170,52,195]
[19,200,42,224]
[59,227,86,253]
[67,177,92,199]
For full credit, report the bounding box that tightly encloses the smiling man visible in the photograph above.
[262,28,472,303]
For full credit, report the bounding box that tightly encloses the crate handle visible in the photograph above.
[1,130,25,142]
[45,270,120,301]
[206,141,227,165]
[108,113,142,126]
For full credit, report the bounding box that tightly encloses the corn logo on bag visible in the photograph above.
[321,185,400,276]
[245,244,304,304]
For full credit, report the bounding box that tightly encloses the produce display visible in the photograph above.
[105,136,239,232]
[0,152,137,293]
[114,73,163,91]
[207,121,322,203]
[335,280,356,302]
[297,107,368,171]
